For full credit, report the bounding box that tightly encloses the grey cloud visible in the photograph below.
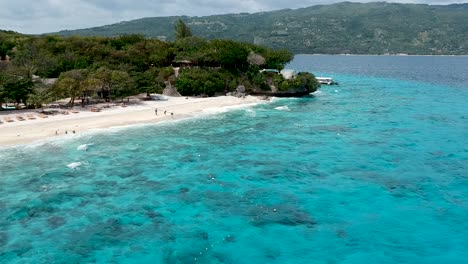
[0,0,465,34]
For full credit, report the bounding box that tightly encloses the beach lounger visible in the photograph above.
[27,114,37,120]
[70,109,80,114]
[4,117,14,122]
[39,113,49,118]
[16,115,26,121]
[62,111,70,115]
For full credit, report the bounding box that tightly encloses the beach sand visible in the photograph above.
[0,95,263,147]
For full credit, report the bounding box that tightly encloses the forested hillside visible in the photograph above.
[56,2,468,55]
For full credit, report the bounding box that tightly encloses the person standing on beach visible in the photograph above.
[155,108,158,115]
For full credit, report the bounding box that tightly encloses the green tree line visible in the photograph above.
[1,24,318,108]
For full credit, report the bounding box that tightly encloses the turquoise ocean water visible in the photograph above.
[1,55,467,263]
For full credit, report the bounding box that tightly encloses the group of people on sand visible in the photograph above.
[55,130,76,135]
[154,108,174,116]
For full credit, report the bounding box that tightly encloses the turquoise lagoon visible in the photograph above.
[1,55,467,263]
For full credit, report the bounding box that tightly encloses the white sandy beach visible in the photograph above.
[0,95,263,147]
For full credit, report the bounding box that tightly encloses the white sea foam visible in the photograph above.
[245,108,257,117]
[202,102,261,115]
[274,105,291,111]
[77,143,94,151]
[311,90,326,96]
[0,133,82,153]
[66,162,83,169]
[89,101,264,132]
[269,97,293,103]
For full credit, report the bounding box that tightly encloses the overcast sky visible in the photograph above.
[0,0,465,34]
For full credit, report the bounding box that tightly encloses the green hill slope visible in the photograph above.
[55,2,468,55]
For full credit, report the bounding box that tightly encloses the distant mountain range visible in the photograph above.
[55,2,468,55]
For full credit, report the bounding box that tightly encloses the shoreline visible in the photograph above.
[0,95,264,148]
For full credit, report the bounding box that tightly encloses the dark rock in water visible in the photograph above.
[7,242,32,257]
[212,253,226,263]
[117,171,136,178]
[96,191,111,198]
[311,125,352,133]
[250,205,316,228]
[180,155,197,163]
[146,210,163,219]
[336,229,347,238]
[31,228,43,236]
[178,193,196,205]
[93,180,117,187]
[29,206,55,217]
[0,231,8,247]
[47,216,67,229]
[132,176,149,183]
[160,229,176,242]
[78,200,90,207]
[130,245,144,253]
[145,180,164,189]
[179,187,190,193]
[224,234,236,243]
[106,218,123,233]
[265,248,280,260]
[66,217,131,259]
[195,231,209,241]
[162,246,208,264]
[9,204,57,222]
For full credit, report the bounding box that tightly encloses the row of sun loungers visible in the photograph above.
[1,115,43,123]
[14,114,37,121]
[1,110,81,123]
[1,106,113,124]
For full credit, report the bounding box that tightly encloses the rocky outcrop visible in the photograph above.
[226,85,246,98]
[162,82,181,97]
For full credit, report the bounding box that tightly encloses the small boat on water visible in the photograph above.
[316,77,338,85]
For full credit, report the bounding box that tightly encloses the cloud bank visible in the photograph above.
[0,0,464,34]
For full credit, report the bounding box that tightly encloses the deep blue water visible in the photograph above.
[1,55,467,263]
[291,54,468,88]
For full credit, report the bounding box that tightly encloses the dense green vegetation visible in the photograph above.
[55,2,468,55]
[0,30,26,60]
[0,26,318,109]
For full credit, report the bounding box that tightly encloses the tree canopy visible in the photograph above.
[0,28,317,108]
[175,19,192,40]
